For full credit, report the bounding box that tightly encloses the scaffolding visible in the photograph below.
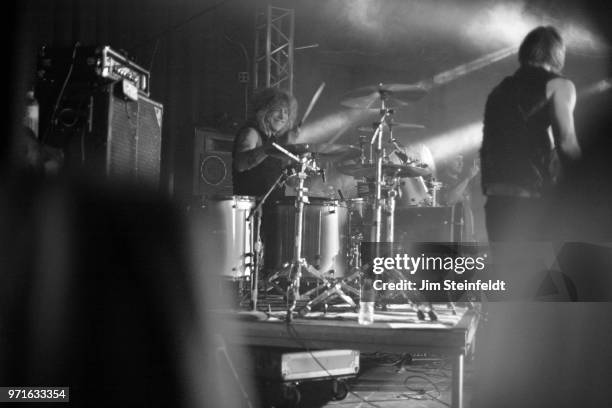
[253,3,295,93]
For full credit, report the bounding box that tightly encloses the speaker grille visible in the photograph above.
[193,128,234,197]
[135,96,163,188]
[108,97,138,181]
[100,88,162,188]
[200,155,228,185]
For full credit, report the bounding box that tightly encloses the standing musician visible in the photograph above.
[232,87,298,201]
[481,26,581,241]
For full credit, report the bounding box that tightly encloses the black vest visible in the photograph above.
[481,66,561,194]
[232,124,285,201]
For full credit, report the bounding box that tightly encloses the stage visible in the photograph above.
[222,305,479,408]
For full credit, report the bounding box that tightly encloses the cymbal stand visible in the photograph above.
[261,143,323,321]
[286,152,321,322]
[300,269,361,314]
[369,97,393,242]
[430,180,443,207]
[358,135,368,165]
[246,169,289,312]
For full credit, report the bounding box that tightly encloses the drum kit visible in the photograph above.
[200,82,445,319]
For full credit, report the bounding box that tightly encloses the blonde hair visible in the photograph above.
[251,88,297,136]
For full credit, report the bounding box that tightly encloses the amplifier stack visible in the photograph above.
[36,45,163,189]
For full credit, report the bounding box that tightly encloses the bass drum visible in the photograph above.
[263,198,348,278]
[198,196,255,279]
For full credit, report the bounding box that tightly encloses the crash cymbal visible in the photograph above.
[357,122,425,133]
[336,162,431,178]
[341,83,428,109]
[266,143,361,161]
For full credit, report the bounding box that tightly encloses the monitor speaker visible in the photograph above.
[192,128,234,198]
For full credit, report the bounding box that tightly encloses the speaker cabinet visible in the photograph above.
[90,84,163,188]
[192,128,234,198]
[50,82,163,189]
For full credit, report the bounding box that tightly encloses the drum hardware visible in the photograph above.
[337,163,431,179]
[299,269,361,315]
[358,135,368,164]
[357,122,425,133]
[430,180,443,207]
[286,151,320,321]
[262,146,363,317]
[340,82,446,319]
[259,144,324,321]
[245,169,291,312]
[340,83,428,109]
[265,142,361,163]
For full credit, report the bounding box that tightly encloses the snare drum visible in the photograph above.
[264,198,348,277]
[199,196,255,279]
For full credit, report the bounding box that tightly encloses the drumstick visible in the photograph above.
[298,82,326,128]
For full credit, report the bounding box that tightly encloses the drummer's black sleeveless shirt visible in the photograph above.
[232,123,285,202]
[481,66,562,195]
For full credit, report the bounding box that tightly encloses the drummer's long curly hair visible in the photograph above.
[251,88,298,137]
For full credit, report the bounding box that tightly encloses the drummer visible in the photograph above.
[232,87,298,202]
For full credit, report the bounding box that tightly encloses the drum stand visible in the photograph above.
[300,269,360,314]
[283,152,323,321]
[364,98,440,321]
[247,170,290,312]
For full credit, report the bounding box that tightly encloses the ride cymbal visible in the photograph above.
[357,122,425,133]
[340,83,428,109]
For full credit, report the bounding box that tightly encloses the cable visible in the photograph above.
[285,323,383,408]
[360,351,407,367]
[41,41,80,145]
[403,374,451,407]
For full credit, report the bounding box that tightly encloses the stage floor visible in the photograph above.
[221,304,479,408]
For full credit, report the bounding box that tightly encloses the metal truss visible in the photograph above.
[253,3,295,93]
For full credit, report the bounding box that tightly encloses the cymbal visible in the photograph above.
[341,83,428,109]
[266,143,361,161]
[336,162,431,178]
[357,122,425,133]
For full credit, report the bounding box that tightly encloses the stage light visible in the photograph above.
[579,79,612,99]
[424,46,517,88]
[295,109,377,145]
[343,0,381,32]
[425,122,483,163]
[465,2,538,50]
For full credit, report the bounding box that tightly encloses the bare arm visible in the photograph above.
[234,128,269,172]
[547,78,582,162]
[444,164,479,206]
